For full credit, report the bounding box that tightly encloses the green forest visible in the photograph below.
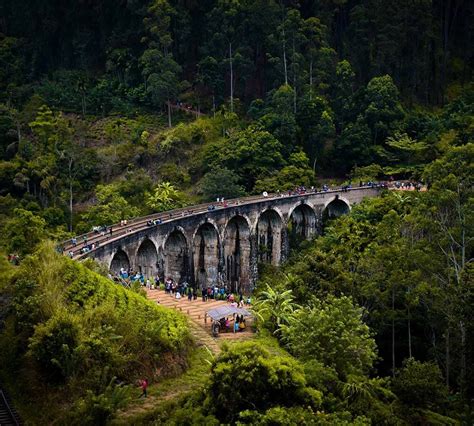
[0,0,473,424]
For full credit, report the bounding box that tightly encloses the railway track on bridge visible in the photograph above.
[62,186,381,261]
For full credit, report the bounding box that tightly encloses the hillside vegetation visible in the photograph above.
[0,243,191,424]
[0,0,472,424]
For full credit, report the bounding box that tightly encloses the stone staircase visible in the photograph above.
[146,289,255,353]
[189,322,221,354]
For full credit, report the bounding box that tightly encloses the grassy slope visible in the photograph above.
[0,243,193,424]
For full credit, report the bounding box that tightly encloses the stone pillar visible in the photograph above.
[125,247,136,272]
[184,244,192,284]
[218,240,225,288]
[248,233,258,293]
[157,247,165,283]
[314,206,323,235]
[189,246,196,287]
[280,224,289,263]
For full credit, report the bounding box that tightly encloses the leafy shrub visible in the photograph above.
[2,208,47,255]
[392,358,449,411]
[205,342,321,423]
[199,167,245,201]
[67,380,132,425]
[280,295,377,380]
[81,184,140,227]
[238,406,370,425]
[28,310,81,381]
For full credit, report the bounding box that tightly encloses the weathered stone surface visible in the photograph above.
[84,188,380,294]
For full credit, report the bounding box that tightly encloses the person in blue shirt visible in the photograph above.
[234,317,240,333]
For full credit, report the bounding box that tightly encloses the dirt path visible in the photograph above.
[111,346,212,425]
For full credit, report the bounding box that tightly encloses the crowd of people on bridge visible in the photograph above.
[146,218,162,226]
[392,181,424,190]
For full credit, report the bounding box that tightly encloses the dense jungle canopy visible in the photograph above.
[0,0,473,424]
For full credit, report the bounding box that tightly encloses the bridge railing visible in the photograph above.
[63,193,268,255]
[63,186,381,259]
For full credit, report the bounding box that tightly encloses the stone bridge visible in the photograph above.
[75,187,380,294]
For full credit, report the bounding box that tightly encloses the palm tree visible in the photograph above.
[146,182,183,212]
[254,279,299,333]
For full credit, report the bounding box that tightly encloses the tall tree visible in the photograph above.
[141,0,186,126]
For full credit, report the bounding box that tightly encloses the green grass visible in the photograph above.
[111,346,213,425]
[110,332,292,424]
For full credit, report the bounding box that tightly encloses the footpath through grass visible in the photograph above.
[111,346,214,425]
[111,332,285,425]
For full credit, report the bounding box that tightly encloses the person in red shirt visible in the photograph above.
[139,378,148,398]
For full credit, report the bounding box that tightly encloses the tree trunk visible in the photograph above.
[408,305,412,358]
[69,180,73,232]
[16,122,21,144]
[279,0,288,85]
[460,320,466,395]
[229,42,234,113]
[309,59,313,100]
[292,39,297,114]
[446,327,450,387]
[167,99,172,128]
[81,91,86,117]
[282,32,288,85]
[442,0,450,104]
[392,285,396,377]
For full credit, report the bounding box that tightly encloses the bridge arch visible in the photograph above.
[323,196,351,222]
[110,249,130,275]
[288,202,317,246]
[223,215,251,294]
[193,221,221,289]
[135,238,158,278]
[163,228,190,284]
[256,208,284,265]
